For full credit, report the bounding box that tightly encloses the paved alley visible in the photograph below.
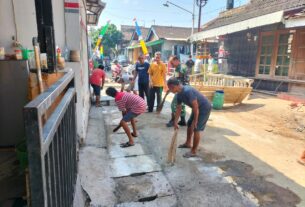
[78,91,305,207]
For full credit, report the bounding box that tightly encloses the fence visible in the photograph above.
[24,70,77,207]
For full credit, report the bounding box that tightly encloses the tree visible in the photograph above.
[89,24,123,57]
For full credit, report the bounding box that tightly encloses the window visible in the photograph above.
[275,34,293,77]
[258,35,274,75]
[257,31,293,78]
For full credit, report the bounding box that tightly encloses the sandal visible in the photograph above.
[183,151,197,158]
[178,143,191,148]
[120,142,134,148]
[131,132,138,137]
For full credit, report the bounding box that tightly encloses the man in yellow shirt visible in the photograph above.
[148,52,167,112]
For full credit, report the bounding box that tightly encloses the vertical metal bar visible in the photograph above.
[67,100,73,205]
[45,152,52,207]
[50,140,57,207]
[58,120,65,207]
[66,108,72,207]
[54,132,62,206]
[72,95,77,196]
[63,107,69,206]
[24,108,48,207]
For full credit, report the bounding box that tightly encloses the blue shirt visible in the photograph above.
[177,85,211,111]
[136,62,150,83]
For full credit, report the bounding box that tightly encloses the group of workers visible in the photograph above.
[89,51,211,158]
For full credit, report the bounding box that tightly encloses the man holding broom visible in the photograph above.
[167,77,212,158]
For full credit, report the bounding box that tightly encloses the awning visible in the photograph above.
[127,39,164,50]
[284,8,305,28]
[189,11,284,42]
[86,0,106,25]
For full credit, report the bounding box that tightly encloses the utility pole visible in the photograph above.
[196,0,208,32]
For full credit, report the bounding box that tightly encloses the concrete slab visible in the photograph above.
[115,195,177,207]
[78,147,116,207]
[110,155,161,178]
[109,133,140,145]
[114,172,174,203]
[85,118,107,147]
[111,118,122,126]
[109,143,146,158]
[89,106,104,120]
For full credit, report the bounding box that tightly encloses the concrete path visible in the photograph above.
[78,106,177,207]
[79,92,304,206]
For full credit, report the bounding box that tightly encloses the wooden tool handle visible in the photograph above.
[157,91,170,113]
[167,129,178,164]
[32,37,44,93]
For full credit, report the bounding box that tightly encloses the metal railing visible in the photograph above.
[24,70,77,207]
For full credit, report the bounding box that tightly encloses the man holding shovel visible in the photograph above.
[167,78,212,158]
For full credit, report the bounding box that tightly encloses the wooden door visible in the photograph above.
[291,29,305,80]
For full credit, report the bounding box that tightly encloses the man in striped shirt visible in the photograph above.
[106,87,146,148]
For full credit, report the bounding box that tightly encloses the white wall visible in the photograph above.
[0,0,90,140]
[0,0,37,53]
[63,0,90,140]
[52,0,66,48]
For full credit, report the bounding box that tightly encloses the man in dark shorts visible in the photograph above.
[106,87,146,148]
[167,77,212,158]
[134,54,150,105]
[89,65,106,107]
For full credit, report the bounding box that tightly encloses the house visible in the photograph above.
[120,25,137,55]
[127,25,193,63]
[190,0,305,96]
[0,0,105,206]
[127,26,150,62]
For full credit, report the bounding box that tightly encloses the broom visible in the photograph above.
[157,90,170,113]
[167,129,178,164]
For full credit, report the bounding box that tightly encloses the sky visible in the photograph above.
[97,0,250,29]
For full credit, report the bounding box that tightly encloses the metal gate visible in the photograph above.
[24,71,77,207]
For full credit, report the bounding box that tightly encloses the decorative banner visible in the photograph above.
[95,20,110,51]
[133,18,148,55]
[100,45,104,59]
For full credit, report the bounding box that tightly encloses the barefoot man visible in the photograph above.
[167,77,212,158]
[106,87,146,148]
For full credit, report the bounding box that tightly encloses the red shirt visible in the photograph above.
[90,68,105,86]
[115,92,146,114]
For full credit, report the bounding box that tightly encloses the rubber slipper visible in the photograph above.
[297,159,305,166]
[120,142,134,148]
[178,143,191,148]
[183,152,197,158]
[131,132,138,137]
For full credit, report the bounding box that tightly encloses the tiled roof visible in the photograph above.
[203,0,305,31]
[140,27,150,39]
[151,25,194,40]
[121,25,149,41]
[120,25,135,41]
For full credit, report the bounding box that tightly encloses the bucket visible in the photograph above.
[22,49,29,60]
[16,140,28,170]
[212,90,224,110]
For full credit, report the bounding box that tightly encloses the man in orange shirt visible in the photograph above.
[148,52,167,112]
